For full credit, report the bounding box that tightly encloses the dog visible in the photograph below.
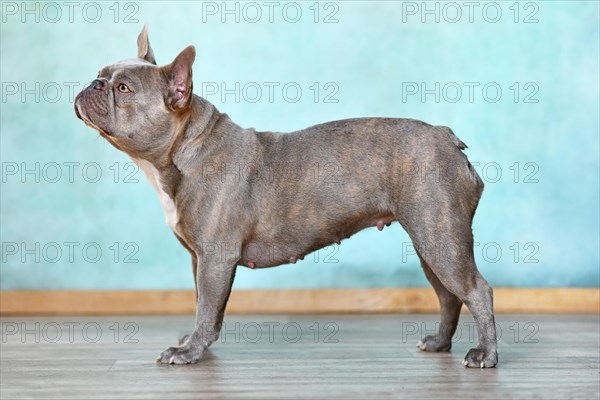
[74,26,498,367]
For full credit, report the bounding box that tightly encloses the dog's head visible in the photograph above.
[74,25,195,156]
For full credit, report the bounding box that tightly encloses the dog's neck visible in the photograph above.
[132,95,237,200]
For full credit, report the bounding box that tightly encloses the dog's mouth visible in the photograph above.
[74,98,113,137]
[74,101,82,120]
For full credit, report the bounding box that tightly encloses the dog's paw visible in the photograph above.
[416,335,452,352]
[157,345,203,364]
[463,347,498,368]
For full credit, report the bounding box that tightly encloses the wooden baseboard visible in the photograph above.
[0,288,598,315]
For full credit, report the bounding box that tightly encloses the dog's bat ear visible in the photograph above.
[137,24,156,65]
[163,45,195,110]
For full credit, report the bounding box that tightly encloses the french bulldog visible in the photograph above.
[74,26,498,368]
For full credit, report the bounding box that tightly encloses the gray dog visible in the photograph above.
[74,26,498,368]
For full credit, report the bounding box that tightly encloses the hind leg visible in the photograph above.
[417,235,497,367]
[458,273,498,368]
[399,206,498,367]
[416,254,462,352]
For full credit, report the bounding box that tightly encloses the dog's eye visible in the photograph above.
[117,83,131,93]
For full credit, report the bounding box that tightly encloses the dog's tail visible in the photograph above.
[440,125,468,150]
[437,125,484,194]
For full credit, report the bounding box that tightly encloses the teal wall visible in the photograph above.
[1,1,598,289]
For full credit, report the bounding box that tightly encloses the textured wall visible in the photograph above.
[1,1,598,289]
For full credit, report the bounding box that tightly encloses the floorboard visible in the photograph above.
[1,314,598,399]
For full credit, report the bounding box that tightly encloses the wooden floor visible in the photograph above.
[1,314,598,399]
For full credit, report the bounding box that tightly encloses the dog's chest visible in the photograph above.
[133,159,179,234]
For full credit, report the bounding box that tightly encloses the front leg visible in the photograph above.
[158,258,237,364]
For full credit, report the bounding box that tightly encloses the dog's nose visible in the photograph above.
[92,79,105,90]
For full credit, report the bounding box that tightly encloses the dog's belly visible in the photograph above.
[239,212,396,268]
